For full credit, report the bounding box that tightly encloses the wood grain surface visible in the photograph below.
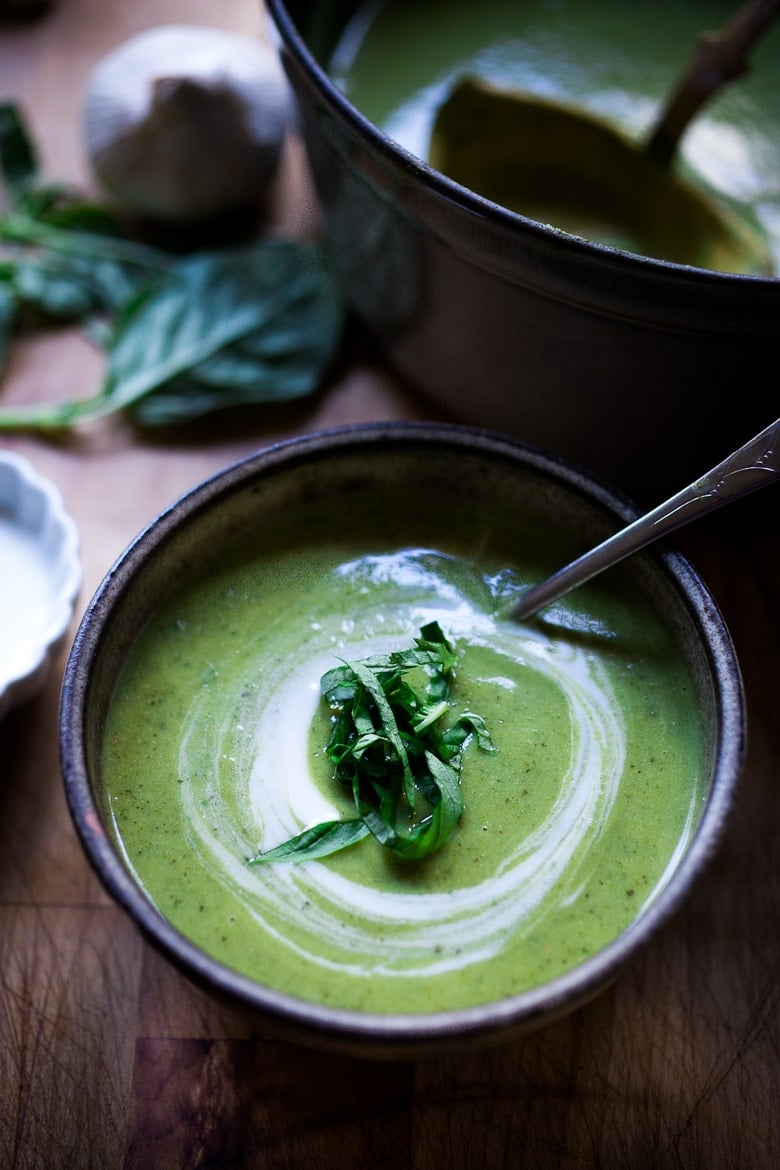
[1,3,778,1168]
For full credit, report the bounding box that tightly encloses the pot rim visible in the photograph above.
[266,0,779,294]
[59,421,745,1057]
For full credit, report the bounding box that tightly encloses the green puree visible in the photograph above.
[330,0,780,270]
[102,497,706,1014]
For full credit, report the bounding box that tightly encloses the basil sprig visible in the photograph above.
[250,622,495,865]
[0,102,345,427]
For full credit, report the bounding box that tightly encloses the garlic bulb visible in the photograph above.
[83,25,294,222]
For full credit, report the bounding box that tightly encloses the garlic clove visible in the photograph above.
[83,24,295,222]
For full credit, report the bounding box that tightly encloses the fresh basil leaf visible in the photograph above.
[0,247,153,324]
[0,281,16,374]
[457,712,496,753]
[411,699,450,734]
[15,259,97,319]
[107,239,341,415]
[248,818,369,863]
[321,664,358,703]
[360,762,462,860]
[427,749,465,814]
[128,239,345,424]
[1,212,172,270]
[0,103,38,198]
[0,109,345,433]
[349,657,416,808]
[96,254,288,414]
[254,623,496,866]
[22,190,125,235]
[0,204,343,429]
[86,256,158,312]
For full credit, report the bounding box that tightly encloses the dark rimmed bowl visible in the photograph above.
[60,423,744,1059]
[265,0,779,499]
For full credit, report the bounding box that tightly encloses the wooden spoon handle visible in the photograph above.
[647,0,780,165]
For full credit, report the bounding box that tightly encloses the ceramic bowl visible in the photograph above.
[265,0,779,500]
[60,424,743,1058]
[0,450,81,719]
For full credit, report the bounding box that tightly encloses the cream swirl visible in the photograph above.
[176,551,627,981]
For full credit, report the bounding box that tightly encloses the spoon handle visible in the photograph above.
[647,0,780,166]
[509,418,780,622]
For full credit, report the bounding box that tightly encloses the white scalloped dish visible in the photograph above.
[0,451,81,720]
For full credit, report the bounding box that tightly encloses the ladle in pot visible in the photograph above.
[508,417,780,622]
[431,0,779,274]
[647,0,779,165]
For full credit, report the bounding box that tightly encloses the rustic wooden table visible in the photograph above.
[1,2,778,1167]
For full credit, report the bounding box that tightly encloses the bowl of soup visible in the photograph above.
[60,423,743,1058]
[265,0,780,499]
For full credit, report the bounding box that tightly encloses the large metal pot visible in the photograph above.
[266,0,779,499]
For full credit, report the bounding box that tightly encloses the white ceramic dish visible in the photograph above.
[0,450,81,719]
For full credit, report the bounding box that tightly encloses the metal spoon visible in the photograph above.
[508,418,780,623]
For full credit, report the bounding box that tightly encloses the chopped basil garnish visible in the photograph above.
[249,622,495,865]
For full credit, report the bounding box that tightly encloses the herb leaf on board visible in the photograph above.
[0,280,15,375]
[124,241,345,425]
[0,102,346,431]
[0,102,38,198]
[249,622,496,866]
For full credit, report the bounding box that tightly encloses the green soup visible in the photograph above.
[103,493,706,1014]
[328,0,780,271]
